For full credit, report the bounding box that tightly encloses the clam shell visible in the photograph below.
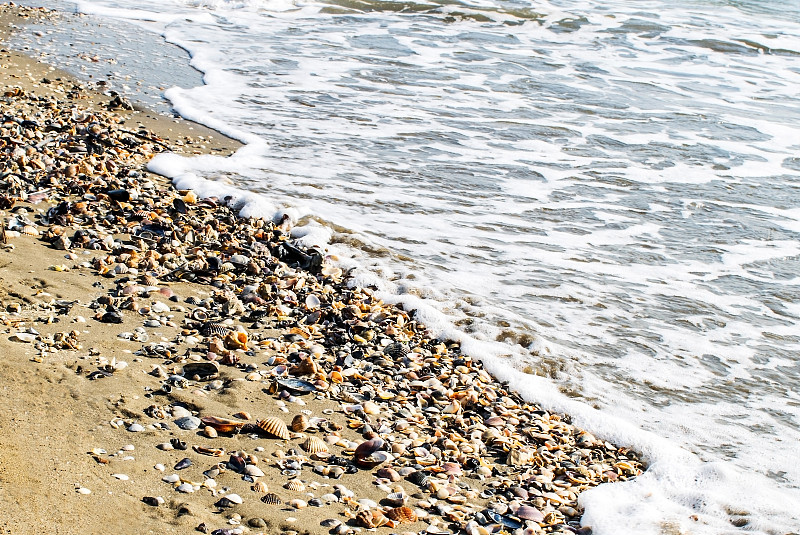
[276,377,317,394]
[386,506,418,524]
[260,492,282,504]
[256,417,290,440]
[515,505,545,522]
[385,492,408,506]
[291,414,309,432]
[301,436,329,455]
[284,479,305,492]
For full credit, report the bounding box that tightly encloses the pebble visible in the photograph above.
[127,423,144,432]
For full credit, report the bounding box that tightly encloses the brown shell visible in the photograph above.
[224,330,248,351]
[291,414,309,432]
[385,506,418,524]
[256,417,290,440]
[356,510,395,529]
[301,436,328,455]
[284,479,305,492]
[251,480,268,493]
[260,492,282,505]
[201,416,245,433]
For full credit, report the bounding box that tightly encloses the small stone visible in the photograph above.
[175,416,201,430]
[127,423,144,432]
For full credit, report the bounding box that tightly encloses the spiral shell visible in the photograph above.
[256,417,290,440]
[224,330,248,351]
[284,479,305,492]
[301,436,329,455]
[291,414,309,432]
[260,492,282,505]
[385,506,417,524]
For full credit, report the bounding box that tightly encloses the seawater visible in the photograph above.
[14,0,800,532]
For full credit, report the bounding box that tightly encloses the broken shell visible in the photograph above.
[200,416,245,433]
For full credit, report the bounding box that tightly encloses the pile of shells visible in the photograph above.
[0,77,645,535]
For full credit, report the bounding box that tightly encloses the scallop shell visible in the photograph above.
[21,225,39,236]
[386,506,418,524]
[301,436,329,455]
[291,414,309,432]
[260,492,282,505]
[202,322,231,337]
[251,480,268,493]
[284,479,305,492]
[256,417,290,440]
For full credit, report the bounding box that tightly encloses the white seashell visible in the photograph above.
[154,464,165,471]
[224,493,243,504]
[112,474,129,481]
[127,423,144,432]
[176,483,194,493]
[244,465,265,477]
[162,474,180,483]
[304,294,320,310]
[76,487,91,495]
[151,302,170,313]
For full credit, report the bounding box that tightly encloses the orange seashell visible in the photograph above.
[224,330,248,351]
[356,510,396,529]
[329,370,343,383]
[256,417,290,440]
[200,416,245,434]
[385,506,418,524]
[301,436,328,455]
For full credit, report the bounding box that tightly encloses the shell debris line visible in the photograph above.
[0,23,644,535]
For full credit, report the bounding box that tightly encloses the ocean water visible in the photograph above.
[12,0,800,533]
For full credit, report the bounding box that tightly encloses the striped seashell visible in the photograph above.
[383,342,409,359]
[385,506,418,524]
[218,262,235,274]
[284,479,305,492]
[141,274,160,286]
[202,322,231,337]
[291,414,309,432]
[256,417,290,440]
[21,225,39,236]
[301,436,328,455]
[251,480,268,493]
[260,492,282,505]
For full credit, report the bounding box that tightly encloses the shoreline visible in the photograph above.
[0,4,644,535]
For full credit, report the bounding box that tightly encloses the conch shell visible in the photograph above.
[224,330,248,351]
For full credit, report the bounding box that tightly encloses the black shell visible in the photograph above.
[260,493,282,505]
[383,342,409,359]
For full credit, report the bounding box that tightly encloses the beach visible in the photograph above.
[0,4,649,535]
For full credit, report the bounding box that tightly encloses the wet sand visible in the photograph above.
[0,5,643,535]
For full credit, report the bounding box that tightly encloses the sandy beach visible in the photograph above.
[0,4,643,535]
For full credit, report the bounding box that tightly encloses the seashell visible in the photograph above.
[291,414,309,432]
[191,307,208,321]
[174,458,192,470]
[383,342,409,359]
[304,294,320,310]
[376,467,402,482]
[202,322,231,337]
[256,417,290,440]
[21,225,39,236]
[201,416,245,434]
[275,377,317,394]
[288,499,308,509]
[260,492,282,505]
[386,506,418,524]
[356,510,396,529]
[182,361,219,381]
[244,465,265,477]
[252,480,268,493]
[355,438,390,468]
[224,330,248,351]
[515,505,545,522]
[284,479,305,492]
[301,436,329,455]
[385,492,408,506]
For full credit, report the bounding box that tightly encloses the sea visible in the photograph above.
[11,0,800,533]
